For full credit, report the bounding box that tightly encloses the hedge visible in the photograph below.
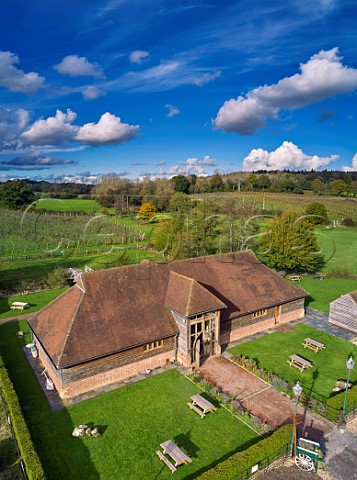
[327,384,357,411]
[196,424,292,480]
[0,357,45,480]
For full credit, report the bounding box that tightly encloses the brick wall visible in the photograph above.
[220,298,305,344]
[61,349,175,398]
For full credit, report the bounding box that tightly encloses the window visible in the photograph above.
[144,340,163,351]
[253,309,267,318]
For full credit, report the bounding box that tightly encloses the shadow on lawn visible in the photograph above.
[174,430,199,459]
[0,321,100,480]
[182,436,258,480]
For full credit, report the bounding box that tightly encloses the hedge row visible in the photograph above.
[327,384,357,411]
[196,424,292,480]
[0,358,45,480]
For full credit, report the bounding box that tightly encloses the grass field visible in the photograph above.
[228,324,357,401]
[35,198,109,213]
[0,321,258,480]
[316,226,357,275]
[0,288,67,318]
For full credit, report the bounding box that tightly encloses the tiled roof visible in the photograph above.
[165,271,227,316]
[349,291,357,304]
[29,251,307,368]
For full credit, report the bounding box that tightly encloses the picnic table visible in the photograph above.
[156,440,192,472]
[288,354,313,372]
[11,302,30,311]
[303,338,325,353]
[190,394,217,415]
[288,275,301,282]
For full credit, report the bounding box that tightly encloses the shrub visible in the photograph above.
[196,424,292,480]
[341,217,355,227]
[0,359,45,480]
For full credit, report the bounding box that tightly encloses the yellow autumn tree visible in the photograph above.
[138,202,157,220]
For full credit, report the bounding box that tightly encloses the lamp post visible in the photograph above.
[342,356,355,425]
[291,381,303,456]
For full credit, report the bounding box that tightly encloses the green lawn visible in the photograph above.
[291,277,357,313]
[316,226,357,275]
[0,321,258,480]
[228,324,357,401]
[35,198,111,213]
[0,288,67,318]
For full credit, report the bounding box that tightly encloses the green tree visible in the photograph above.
[0,179,36,209]
[170,175,190,193]
[330,179,348,196]
[304,202,329,225]
[138,202,157,220]
[247,173,257,191]
[311,178,325,195]
[258,210,323,272]
[210,171,224,192]
[47,267,71,289]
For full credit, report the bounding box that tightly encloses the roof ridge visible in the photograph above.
[57,288,85,367]
[186,276,195,316]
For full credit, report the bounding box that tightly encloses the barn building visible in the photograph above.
[28,251,308,399]
[329,291,357,333]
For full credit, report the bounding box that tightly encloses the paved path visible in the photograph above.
[199,355,333,442]
[303,308,356,341]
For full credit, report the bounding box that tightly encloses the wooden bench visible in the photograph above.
[288,354,313,372]
[156,450,177,473]
[288,275,301,282]
[187,401,205,418]
[303,338,325,353]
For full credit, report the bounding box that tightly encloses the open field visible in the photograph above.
[0,321,258,480]
[35,198,109,213]
[228,324,357,401]
[315,226,357,275]
[210,192,357,220]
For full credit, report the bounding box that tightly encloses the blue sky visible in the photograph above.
[0,0,356,183]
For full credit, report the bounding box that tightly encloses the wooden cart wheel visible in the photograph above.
[295,453,314,471]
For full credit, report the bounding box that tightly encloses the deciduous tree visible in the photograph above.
[258,210,323,272]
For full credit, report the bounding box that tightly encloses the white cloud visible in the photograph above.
[165,104,180,117]
[129,50,150,64]
[214,48,357,135]
[16,109,30,129]
[341,153,357,172]
[119,60,221,92]
[0,51,44,94]
[242,141,339,171]
[54,55,103,77]
[82,86,106,100]
[5,109,139,151]
[76,112,139,145]
[21,109,78,146]
[168,155,217,176]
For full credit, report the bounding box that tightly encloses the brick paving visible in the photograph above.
[198,355,333,442]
